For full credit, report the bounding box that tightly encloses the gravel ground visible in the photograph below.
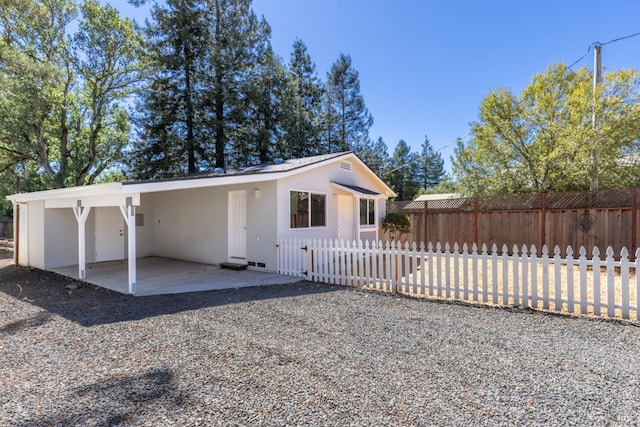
[1,251,640,426]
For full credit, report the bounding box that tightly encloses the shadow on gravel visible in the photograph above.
[0,312,52,335]
[17,367,186,427]
[0,265,338,327]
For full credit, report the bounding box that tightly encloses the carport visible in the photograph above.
[52,256,301,296]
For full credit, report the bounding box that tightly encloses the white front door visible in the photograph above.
[95,207,125,262]
[337,195,354,242]
[228,190,247,263]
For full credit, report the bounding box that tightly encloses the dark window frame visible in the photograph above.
[290,190,327,229]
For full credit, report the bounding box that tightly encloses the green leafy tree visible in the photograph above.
[324,53,373,152]
[388,139,420,201]
[417,135,444,190]
[0,0,143,189]
[415,174,460,196]
[69,0,144,185]
[453,64,640,195]
[381,212,410,241]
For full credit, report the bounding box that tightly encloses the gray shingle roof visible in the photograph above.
[123,152,351,185]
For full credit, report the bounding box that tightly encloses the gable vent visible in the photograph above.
[339,161,352,172]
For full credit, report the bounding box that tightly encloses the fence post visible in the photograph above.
[632,188,637,261]
[423,200,428,246]
[540,193,547,249]
[474,198,479,247]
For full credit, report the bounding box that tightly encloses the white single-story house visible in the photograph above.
[7,151,395,295]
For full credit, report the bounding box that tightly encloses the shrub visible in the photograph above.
[381,212,410,241]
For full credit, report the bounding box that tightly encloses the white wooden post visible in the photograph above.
[541,246,550,310]
[491,244,499,305]
[620,247,630,320]
[452,243,459,300]
[593,247,601,316]
[72,202,91,280]
[606,247,615,318]
[521,245,529,308]
[554,246,562,311]
[566,246,575,314]
[579,247,588,315]
[119,199,136,295]
[512,244,520,307]
[481,244,488,303]
[444,242,451,298]
[501,244,509,306]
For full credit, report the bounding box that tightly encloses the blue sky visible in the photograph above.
[111,0,640,172]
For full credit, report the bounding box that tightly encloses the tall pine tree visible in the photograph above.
[324,53,373,152]
[202,0,271,168]
[279,39,324,159]
[357,137,390,178]
[131,0,271,177]
[388,139,420,201]
[417,135,444,190]
[131,0,208,178]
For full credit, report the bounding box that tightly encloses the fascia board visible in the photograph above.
[45,193,141,209]
[6,183,123,203]
[122,172,287,193]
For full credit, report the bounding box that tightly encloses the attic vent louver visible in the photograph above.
[274,158,283,164]
[339,161,352,172]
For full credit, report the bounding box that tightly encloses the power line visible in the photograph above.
[566,45,592,70]
[383,134,470,175]
[566,31,640,70]
[599,31,640,46]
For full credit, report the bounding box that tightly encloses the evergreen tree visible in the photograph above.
[131,0,208,178]
[231,41,286,166]
[357,137,389,178]
[417,135,444,190]
[324,53,373,152]
[131,0,270,177]
[202,0,271,169]
[279,39,324,159]
[388,139,420,201]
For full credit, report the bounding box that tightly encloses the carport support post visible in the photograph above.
[72,201,91,280]
[120,198,136,295]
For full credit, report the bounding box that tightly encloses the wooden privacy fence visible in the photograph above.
[277,237,640,321]
[398,188,639,259]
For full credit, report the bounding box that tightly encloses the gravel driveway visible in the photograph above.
[1,258,639,426]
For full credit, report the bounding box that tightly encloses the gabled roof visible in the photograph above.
[123,152,351,185]
[7,151,396,202]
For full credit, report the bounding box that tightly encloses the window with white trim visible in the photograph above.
[290,191,326,228]
[359,198,375,226]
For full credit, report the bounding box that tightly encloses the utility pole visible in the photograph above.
[591,43,602,191]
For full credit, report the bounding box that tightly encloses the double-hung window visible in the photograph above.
[359,199,375,226]
[290,191,326,228]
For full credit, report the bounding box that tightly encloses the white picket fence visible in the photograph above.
[277,238,640,321]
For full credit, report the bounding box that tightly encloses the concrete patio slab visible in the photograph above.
[51,257,303,296]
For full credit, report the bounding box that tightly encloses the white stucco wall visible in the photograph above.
[24,200,45,269]
[143,181,278,269]
[43,208,78,269]
[135,194,154,258]
[276,159,388,241]
[15,201,45,268]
